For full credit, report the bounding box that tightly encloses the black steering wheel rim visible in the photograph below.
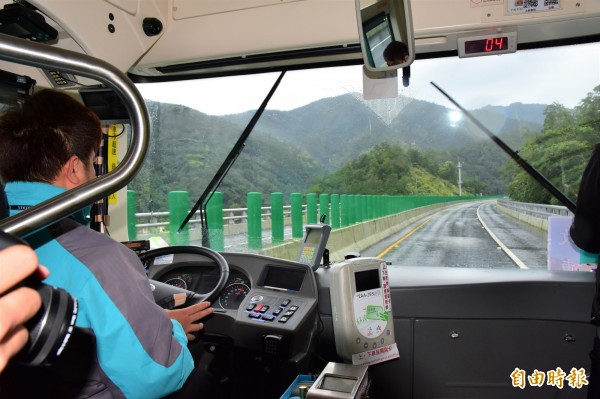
[139,245,230,306]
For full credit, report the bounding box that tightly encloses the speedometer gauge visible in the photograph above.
[219,283,250,310]
[164,277,187,290]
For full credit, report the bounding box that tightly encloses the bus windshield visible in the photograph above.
[133,41,600,271]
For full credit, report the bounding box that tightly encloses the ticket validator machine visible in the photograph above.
[329,257,399,365]
[306,257,399,398]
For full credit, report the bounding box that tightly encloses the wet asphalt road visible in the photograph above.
[361,201,547,269]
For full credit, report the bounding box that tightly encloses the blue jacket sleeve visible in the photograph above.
[39,226,195,399]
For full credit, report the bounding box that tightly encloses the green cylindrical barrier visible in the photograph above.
[319,193,329,224]
[247,192,262,249]
[127,190,137,240]
[341,194,349,227]
[290,193,303,238]
[306,193,317,224]
[169,191,189,245]
[330,194,340,229]
[387,196,391,215]
[356,195,366,223]
[365,195,375,220]
[349,195,356,225]
[392,196,400,214]
[271,192,284,244]
[206,192,224,251]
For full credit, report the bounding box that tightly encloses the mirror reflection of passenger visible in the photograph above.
[0,89,214,398]
[383,40,409,66]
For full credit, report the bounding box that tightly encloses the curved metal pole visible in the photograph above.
[0,33,149,237]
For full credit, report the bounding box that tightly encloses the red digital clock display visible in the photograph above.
[464,37,508,54]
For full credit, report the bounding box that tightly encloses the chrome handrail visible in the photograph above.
[0,33,149,237]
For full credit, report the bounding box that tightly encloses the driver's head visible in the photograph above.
[0,89,102,189]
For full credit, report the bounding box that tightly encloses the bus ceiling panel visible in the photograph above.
[130,1,359,77]
[411,0,600,46]
[170,0,308,19]
[7,0,596,80]
[413,17,600,56]
[26,0,168,74]
[136,45,362,79]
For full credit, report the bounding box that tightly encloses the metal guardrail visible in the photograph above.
[136,198,566,237]
[135,205,301,230]
[496,199,573,219]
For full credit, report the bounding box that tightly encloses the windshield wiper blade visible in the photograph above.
[431,81,576,213]
[178,71,287,242]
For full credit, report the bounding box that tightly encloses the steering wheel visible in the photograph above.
[139,246,230,309]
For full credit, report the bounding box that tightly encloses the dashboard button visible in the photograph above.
[259,305,269,313]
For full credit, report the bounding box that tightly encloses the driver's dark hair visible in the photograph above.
[0,89,102,183]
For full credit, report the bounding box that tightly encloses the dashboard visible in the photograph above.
[158,267,251,310]
[144,250,319,357]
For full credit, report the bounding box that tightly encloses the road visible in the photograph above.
[361,201,547,269]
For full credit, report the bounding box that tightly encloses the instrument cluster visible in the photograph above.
[159,267,250,310]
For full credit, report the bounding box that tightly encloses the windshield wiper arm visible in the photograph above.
[431,81,576,213]
[178,71,287,243]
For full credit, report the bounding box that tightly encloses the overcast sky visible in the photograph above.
[137,42,600,115]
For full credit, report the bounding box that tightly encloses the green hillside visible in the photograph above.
[308,143,470,196]
[126,86,600,212]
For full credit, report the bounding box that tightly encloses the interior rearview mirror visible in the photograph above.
[355,0,415,72]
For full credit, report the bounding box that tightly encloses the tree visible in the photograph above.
[504,87,599,204]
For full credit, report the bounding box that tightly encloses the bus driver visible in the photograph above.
[0,89,214,398]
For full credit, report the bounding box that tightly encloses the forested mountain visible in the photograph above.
[130,102,325,210]
[231,94,544,167]
[230,95,394,170]
[308,143,470,196]
[129,92,563,211]
[503,86,600,205]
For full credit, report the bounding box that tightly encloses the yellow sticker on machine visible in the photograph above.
[108,125,118,204]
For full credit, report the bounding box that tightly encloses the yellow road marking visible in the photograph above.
[376,214,438,259]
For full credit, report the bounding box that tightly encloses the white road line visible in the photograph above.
[477,204,529,269]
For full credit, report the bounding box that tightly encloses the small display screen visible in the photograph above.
[304,227,322,245]
[0,70,35,111]
[263,266,306,292]
[80,88,130,122]
[464,37,508,54]
[321,375,357,393]
[354,269,381,292]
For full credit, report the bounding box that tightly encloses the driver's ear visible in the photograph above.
[61,155,85,189]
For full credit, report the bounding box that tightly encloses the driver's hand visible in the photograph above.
[166,301,214,341]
